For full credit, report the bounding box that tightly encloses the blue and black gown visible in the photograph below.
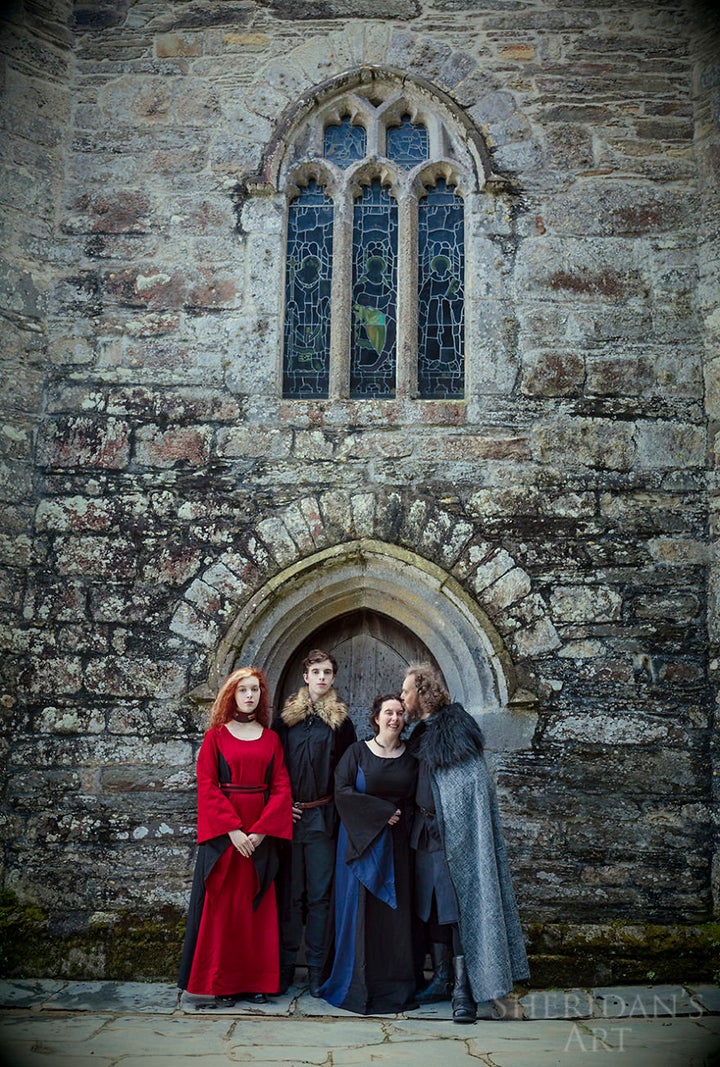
[319,740,418,1015]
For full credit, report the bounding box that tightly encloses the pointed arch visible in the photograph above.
[265,66,496,402]
[173,491,556,750]
[262,66,493,194]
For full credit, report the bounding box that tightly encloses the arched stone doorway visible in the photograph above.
[205,539,538,750]
[278,608,440,737]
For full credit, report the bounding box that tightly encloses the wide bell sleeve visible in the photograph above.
[334,743,397,862]
[248,730,293,841]
[334,716,358,766]
[195,729,243,843]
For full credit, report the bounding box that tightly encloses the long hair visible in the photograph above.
[209,667,271,729]
[368,692,402,735]
[405,662,450,717]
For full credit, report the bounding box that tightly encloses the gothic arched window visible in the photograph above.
[271,74,487,401]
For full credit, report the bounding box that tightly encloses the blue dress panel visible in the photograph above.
[320,741,418,1014]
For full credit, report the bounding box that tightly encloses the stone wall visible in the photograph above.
[1,0,719,983]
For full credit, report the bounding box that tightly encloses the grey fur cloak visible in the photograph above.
[413,703,530,1002]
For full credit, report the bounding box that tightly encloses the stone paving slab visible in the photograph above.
[1,981,720,1067]
[592,983,704,1018]
[3,979,720,1020]
[0,980,67,1009]
[520,987,594,1019]
[689,984,720,1013]
[42,981,180,1014]
[467,1017,720,1067]
[1,1006,719,1067]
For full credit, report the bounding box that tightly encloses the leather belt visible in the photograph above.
[294,794,332,809]
[221,784,266,793]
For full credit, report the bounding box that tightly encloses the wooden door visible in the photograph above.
[276,609,438,737]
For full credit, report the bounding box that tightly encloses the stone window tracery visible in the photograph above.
[277,78,479,401]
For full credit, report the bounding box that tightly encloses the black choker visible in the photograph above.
[234,711,257,723]
[374,737,401,751]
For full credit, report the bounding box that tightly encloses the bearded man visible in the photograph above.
[402,663,529,1023]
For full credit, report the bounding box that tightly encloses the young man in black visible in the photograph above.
[273,649,356,995]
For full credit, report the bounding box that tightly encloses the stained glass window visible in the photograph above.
[350,180,397,398]
[282,86,472,402]
[283,181,334,398]
[417,180,465,399]
[386,114,428,168]
[323,115,367,167]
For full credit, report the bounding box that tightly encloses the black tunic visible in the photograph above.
[320,741,418,1015]
[273,711,356,836]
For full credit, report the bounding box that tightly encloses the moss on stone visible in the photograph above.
[524,921,720,987]
[0,893,187,981]
[0,889,51,976]
[1,900,718,985]
[104,908,186,981]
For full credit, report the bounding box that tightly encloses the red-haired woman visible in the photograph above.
[178,667,293,1006]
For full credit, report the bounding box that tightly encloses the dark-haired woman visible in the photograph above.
[319,695,418,1015]
[178,667,293,1006]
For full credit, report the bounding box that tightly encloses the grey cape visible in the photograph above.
[412,703,530,1002]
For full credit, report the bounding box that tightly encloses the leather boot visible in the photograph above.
[451,955,476,1023]
[276,964,294,995]
[417,942,453,1003]
[308,966,323,997]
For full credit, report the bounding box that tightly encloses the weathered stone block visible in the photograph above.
[35,496,117,532]
[521,348,585,398]
[480,567,534,613]
[279,502,316,556]
[254,516,299,567]
[351,492,375,538]
[550,585,623,625]
[155,32,202,59]
[20,656,83,696]
[54,535,137,580]
[102,267,187,310]
[319,491,354,542]
[63,190,151,235]
[139,544,204,589]
[215,425,290,459]
[631,591,701,624]
[468,547,515,588]
[23,577,88,624]
[37,417,130,470]
[35,705,105,735]
[134,425,212,468]
[511,617,562,659]
[633,420,706,470]
[533,419,635,470]
[0,258,42,318]
[544,712,685,747]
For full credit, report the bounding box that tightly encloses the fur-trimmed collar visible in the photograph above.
[280,686,349,730]
[414,702,484,771]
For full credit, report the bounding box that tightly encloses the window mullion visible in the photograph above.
[396,187,418,399]
[329,188,352,398]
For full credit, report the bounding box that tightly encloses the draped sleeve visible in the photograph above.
[196,728,243,843]
[334,742,397,862]
[248,730,293,841]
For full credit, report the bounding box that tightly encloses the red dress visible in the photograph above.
[182,725,292,997]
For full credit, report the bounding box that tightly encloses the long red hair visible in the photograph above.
[208,667,271,729]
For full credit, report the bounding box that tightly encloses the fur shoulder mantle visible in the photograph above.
[280,686,349,730]
[415,702,484,771]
